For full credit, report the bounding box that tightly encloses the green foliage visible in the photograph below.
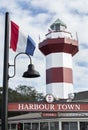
[0,85,44,118]
[15,85,44,102]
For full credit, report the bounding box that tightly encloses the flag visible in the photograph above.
[10,21,36,56]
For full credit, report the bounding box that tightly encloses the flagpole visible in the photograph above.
[2,12,9,130]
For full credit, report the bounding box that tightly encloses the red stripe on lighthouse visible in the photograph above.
[46,67,73,84]
[39,38,78,56]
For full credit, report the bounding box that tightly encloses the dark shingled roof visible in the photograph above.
[73,91,88,102]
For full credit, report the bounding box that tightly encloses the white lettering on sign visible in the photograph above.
[18,104,55,111]
[57,104,80,110]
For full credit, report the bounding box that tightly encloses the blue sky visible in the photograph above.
[0,0,88,94]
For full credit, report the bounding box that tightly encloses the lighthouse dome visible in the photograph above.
[46,19,72,39]
[50,19,67,31]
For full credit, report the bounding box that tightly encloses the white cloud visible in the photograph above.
[0,0,88,94]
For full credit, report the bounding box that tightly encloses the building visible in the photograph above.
[4,93,88,130]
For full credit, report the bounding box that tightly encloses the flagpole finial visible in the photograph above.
[5,12,9,15]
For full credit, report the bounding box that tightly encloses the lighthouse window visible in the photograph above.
[55,25,60,31]
[62,122,77,130]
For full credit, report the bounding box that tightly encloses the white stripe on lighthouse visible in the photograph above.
[46,52,72,70]
[46,83,73,99]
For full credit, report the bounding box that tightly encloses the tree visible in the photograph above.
[15,85,44,101]
[0,85,44,118]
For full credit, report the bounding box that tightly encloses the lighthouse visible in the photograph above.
[39,19,78,99]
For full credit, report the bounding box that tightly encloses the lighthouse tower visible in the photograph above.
[39,19,78,99]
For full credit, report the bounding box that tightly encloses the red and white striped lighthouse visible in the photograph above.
[39,19,78,99]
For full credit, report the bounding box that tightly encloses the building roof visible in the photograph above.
[54,91,88,102]
[73,91,88,102]
[8,113,41,121]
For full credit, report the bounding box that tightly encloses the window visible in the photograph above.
[24,123,31,130]
[50,122,59,130]
[40,122,48,130]
[62,122,77,130]
[11,124,16,130]
[32,123,39,130]
[70,122,77,130]
[62,122,69,130]
[80,122,88,130]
